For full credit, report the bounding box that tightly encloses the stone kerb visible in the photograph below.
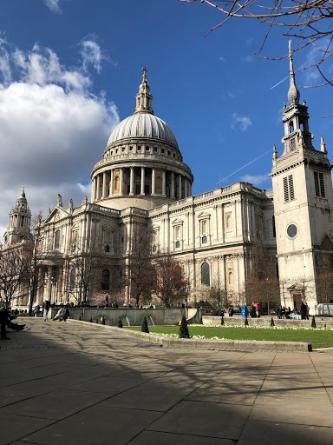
[68,319,312,353]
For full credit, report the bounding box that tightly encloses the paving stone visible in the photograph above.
[25,403,159,445]
[149,400,251,440]
[238,420,333,445]
[128,430,234,444]
[0,414,53,445]
[1,388,109,420]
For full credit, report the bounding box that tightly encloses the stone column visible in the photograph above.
[177,175,182,200]
[102,172,107,198]
[109,170,113,196]
[152,168,156,196]
[170,172,175,199]
[140,167,145,195]
[91,178,96,202]
[119,168,124,196]
[162,170,166,196]
[96,175,101,200]
[129,167,134,196]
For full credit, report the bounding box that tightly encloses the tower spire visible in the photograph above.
[288,40,300,105]
[135,67,153,114]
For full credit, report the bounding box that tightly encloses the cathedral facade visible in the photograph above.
[3,46,333,314]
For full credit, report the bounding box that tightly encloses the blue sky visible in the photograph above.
[0,0,332,232]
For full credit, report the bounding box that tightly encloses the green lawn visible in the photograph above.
[128,325,333,349]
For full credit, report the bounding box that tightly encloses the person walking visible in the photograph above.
[0,305,10,340]
[43,300,51,321]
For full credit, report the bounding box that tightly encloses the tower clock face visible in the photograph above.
[287,224,297,238]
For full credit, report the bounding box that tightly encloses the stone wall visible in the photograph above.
[202,315,333,329]
[67,307,201,326]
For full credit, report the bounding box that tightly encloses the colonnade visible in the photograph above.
[92,166,192,201]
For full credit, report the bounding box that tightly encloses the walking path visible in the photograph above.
[0,319,333,445]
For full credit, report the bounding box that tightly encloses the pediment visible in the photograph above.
[320,235,333,251]
[171,218,184,226]
[43,207,70,224]
[197,211,211,220]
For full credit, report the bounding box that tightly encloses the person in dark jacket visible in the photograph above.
[0,306,10,340]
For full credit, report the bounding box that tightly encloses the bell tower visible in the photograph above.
[271,42,333,314]
[3,188,32,246]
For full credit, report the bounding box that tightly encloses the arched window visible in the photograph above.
[201,262,210,286]
[54,230,60,250]
[101,269,110,291]
[289,121,294,134]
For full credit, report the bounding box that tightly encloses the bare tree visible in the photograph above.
[245,244,280,312]
[66,248,97,305]
[155,254,189,307]
[0,247,30,308]
[208,282,229,311]
[180,1,333,87]
[127,224,156,306]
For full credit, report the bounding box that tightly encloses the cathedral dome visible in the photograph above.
[107,112,179,149]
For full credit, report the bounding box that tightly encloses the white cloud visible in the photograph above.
[240,174,268,186]
[303,39,333,85]
[0,38,119,239]
[43,0,62,14]
[12,44,90,91]
[80,39,104,73]
[231,112,253,132]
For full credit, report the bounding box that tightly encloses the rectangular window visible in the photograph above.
[288,175,294,200]
[283,175,295,202]
[314,171,326,197]
[283,177,289,202]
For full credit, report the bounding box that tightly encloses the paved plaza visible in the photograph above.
[0,319,333,445]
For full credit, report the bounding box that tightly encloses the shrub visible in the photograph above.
[118,318,123,328]
[179,315,190,339]
[311,315,316,328]
[141,316,149,333]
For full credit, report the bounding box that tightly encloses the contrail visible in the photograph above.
[270,74,289,90]
[217,148,272,185]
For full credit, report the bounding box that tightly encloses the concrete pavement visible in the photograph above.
[0,319,332,445]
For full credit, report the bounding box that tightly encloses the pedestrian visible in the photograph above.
[228,306,234,317]
[0,304,10,340]
[33,304,40,317]
[43,300,51,321]
[305,303,309,320]
[300,302,307,320]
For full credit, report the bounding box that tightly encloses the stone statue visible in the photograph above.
[69,198,74,213]
[57,194,63,207]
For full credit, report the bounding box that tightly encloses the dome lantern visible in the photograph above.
[135,67,153,114]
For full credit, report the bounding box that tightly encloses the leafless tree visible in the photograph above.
[208,282,229,310]
[155,254,189,307]
[180,1,333,87]
[66,247,97,305]
[0,247,30,308]
[245,244,280,312]
[127,224,156,306]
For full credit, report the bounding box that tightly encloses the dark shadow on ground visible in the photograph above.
[0,319,332,445]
